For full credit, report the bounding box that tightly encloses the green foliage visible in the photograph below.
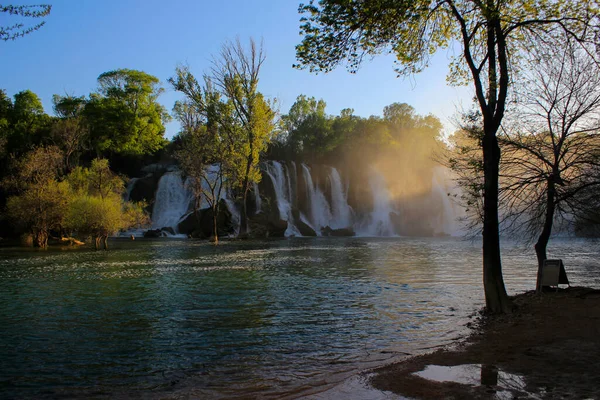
[6,179,72,247]
[3,90,53,155]
[3,146,69,247]
[277,96,441,168]
[65,158,148,244]
[65,193,127,238]
[84,69,170,157]
[295,0,598,80]
[1,4,51,41]
[53,94,86,119]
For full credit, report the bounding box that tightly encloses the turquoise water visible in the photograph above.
[0,237,598,398]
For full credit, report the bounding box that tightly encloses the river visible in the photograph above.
[0,237,598,398]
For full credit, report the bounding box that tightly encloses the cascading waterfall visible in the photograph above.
[152,171,193,231]
[358,168,395,236]
[328,167,353,229]
[144,161,462,238]
[263,161,301,236]
[301,164,333,232]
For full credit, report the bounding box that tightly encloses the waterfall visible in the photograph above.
[290,161,298,208]
[263,161,301,236]
[152,171,193,231]
[328,167,353,229]
[357,168,395,236]
[301,164,332,232]
[253,182,261,213]
[224,196,241,237]
[431,166,462,236]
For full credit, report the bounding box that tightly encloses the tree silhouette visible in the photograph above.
[1,4,51,41]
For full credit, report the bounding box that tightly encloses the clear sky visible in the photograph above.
[1,0,474,138]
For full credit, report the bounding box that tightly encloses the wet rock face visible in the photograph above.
[143,229,163,238]
[296,218,317,237]
[129,175,160,207]
[177,200,235,238]
[248,212,288,238]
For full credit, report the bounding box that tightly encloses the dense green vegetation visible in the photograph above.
[0,68,166,247]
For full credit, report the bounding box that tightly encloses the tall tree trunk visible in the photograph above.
[103,235,109,251]
[34,229,48,248]
[535,177,556,290]
[212,203,219,245]
[482,128,511,313]
[94,236,100,251]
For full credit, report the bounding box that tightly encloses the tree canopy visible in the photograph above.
[84,69,170,157]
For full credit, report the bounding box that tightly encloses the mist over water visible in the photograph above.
[1,237,598,398]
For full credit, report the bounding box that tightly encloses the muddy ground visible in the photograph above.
[369,287,600,399]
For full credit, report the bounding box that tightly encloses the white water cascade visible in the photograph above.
[301,164,333,232]
[263,161,301,236]
[358,168,396,236]
[151,171,193,231]
[328,167,353,229]
[143,161,463,238]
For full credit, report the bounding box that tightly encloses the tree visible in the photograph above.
[8,90,52,154]
[170,38,277,236]
[175,120,227,244]
[84,69,170,158]
[295,0,599,313]
[66,158,148,249]
[4,146,68,247]
[280,95,329,157]
[499,36,600,285]
[51,95,89,171]
[1,4,51,41]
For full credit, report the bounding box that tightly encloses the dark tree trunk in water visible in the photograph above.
[535,177,556,291]
[482,128,511,313]
[212,204,219,245]
[34,230,48,248]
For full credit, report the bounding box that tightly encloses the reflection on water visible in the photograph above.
[414,364,530,399]
[0,237,598,398]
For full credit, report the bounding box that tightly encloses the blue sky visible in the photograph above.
[1,0,473,138]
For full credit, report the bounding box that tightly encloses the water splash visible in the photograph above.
[152,171,193,231]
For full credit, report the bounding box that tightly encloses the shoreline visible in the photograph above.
[366,287,600,399]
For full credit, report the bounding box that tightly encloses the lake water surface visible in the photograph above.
[1,237,599,398]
